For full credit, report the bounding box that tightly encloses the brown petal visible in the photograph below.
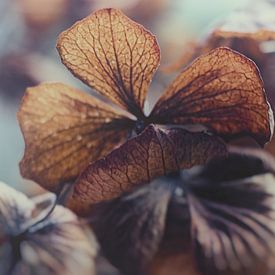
[150,47,273,146]
[186,147,275,275]
[67,124,227,215]
[18,82,134,191]
[90,178,173,275]
[0,182,97,275]
[57,8,160,117]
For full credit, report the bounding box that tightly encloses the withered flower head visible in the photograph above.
[0,181,97,275]
[89,147,275,275]
[18,8,273,193]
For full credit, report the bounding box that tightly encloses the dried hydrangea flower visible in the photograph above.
[18,8,273,193]
[89,147,275,275]
[0,181,97,275]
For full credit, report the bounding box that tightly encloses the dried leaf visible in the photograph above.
[90,178,173,275]
[18,82,134,191]
[0,181,97,275]
[150,47,273,146]
[186,147,275,275]
[67,124,227,215]
[57,8,160,117]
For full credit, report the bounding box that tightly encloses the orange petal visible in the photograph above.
[57,8,160,117]
[18,82,134,191]
[150,47,273,146]
[67,124,227,215]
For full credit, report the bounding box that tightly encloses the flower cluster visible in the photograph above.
[1,7,275,275]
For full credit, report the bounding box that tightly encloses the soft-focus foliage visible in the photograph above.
[0,181,97,275]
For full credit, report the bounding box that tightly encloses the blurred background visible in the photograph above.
[1,0,268,194]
